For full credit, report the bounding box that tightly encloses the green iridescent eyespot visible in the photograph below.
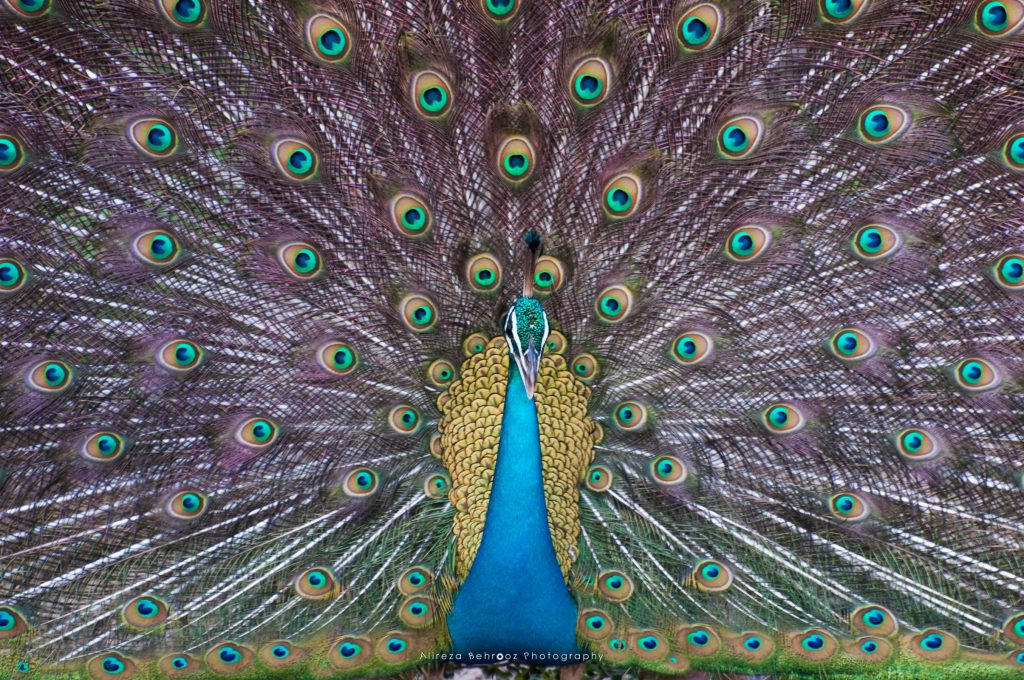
[128,119,178,158]
[724,225,771,262]
[481,0,519,20]
[0,257,28,294]
[389,405,421,434]
[318,341,358,376]
[235,417,279,448]
[343,467,379,497]
[857,105,909,144]
[306,13,353,63]
[82,431,127,463]
[976,1,1024,37]
[650,455,686,485]
[992,252,1024,290]
[828,327,876,362]
[829,491,870,521]
[532,255,565,294]
[760,402,805,434]
[159,0,207,27]
[271,138,319,181]
[400,293,438,332]
[465,253,503,293]
[585,465,613,492]
[953,357,1000,392]
[0,133,26,172]
[410,69,453,119]
[25,360,73,394]
[1003,133,1024,170]
[569,56,612,107]
[166,490,207,520]
[717,115,764,159]
[578,609,613,641]
[613,401,647,431]
[850,223,901,262]
[676,3,722,51]
[389,192,433,238]
[295,566,338,599]
[819,0,870,23]
[497,135,536,182]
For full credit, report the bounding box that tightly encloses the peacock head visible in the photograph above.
[503,296,549,400]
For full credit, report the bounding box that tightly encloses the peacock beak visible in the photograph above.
[516,339,542,400]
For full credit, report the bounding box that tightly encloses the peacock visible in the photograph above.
[4,0,1024,678]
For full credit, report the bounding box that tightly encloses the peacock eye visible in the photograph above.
[122,595,169,628]
[850,223,901,262]
[829,491,870,521]
[854,637,891,659]
[634,632,665,657]
[585,464,613,492]
[724,225,771,262]
[1003,133,1024,170]
[428,358,456,387]
[1003,613,1024,645]
[953,357,1000,392]
[0,133,26,172]
[481,0,519,20]
[568,56,612,107]
[533,255,565,293]
[462,332,488,357]
[895,427,940,462]
[26,359,73,394]
[159,0,207,28]
[295,567,338,599]
[400,596,436,627]
[158,653,197,674]
[602,172,643,219]
[828,327,876,362]
[423,472,449,499]
[157,338,204,373]
[305,13,352,63]
[597,570,634,601]
[271,138,319,182]
[692,560,732,592]
[235,417,279,448]
[571,353,598,382]
[330,636,370,669]
[819,0,870,23]
[681,626,719,654]
[131,229,182,266]
[277,241,323,280]
[0,257,28,294]
[577,609,613,640]
[398,566,433,594]
[613,401,647,431]
[541,329,564,354]
[206,643,254,673]
[677,3,722,51]
[82,431,127,463]
[0,606,28,639]
[911,629,958,661]
[317,341,358,376]
[400,293,438,332]
[389,405,421,434]
[3,0,51,18]
[595,284,634,322]
[650,455,686,485]
[738,633,772,659]
[496,135,536,182]
[465,253,503,293]
[128,118,179,158]
[87,652,137,678]
[852,605,897,636]
[260,640,298,667]
[857,105,909,144]
[795,630,838,659]
[166,490,208,519]
[410,69,453,120]
[671,331,714,365]
[991,252,1024,290]
[377,634,412,661]
[343,467,379,497]
[976,0,1024,37]
[760,402,805,434]
[389,192,433,238]
[717,115,764,159]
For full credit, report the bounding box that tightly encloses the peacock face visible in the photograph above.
[503,297,549,399]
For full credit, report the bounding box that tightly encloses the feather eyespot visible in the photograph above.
[760,402,805,434]
[532,255,565,294]
[677,3,722,51]
[234,417,279,448]
[423,472,449,499]
[428,359,456,387]
[481,0,519,20]
[388,192,432,238]
[205,643,254,673]
[678,626,720,656]
[389,406,421,434]
[1003,613,1024,645]
[792,630,838,660]
[597,570,634,602]
[631,631,669,660]
[295,567,339,600]
[455,334,485,359]
[612,401,647,431]
[577,609,613,641]
[306,13,352,63]
[271,138,319,182]
[0,257,28,294]
[128,119,179,159]
[692,560,732,592]
[87,652,137,678]
[81,432,127,463]
[400,293,438,332]
[850,223,901,262]
[828,328,876,362]
[398,566,432,594]
[156,339,204,373]
[571,353,598,382]
[585,465,613,492]
[166,490,207,520]
[895,428,940,462]
[991,252,1024,290]
[733,632,773,660]
[343,467,379,497]
[276,242,323,280]
[159,0,207,28]
[650,455,686,485]
[595,284,633,322]
[671,331,714,365]
[131,229,182,267]
[0,606,28,639]
[829,492,870,522]
[976,1,1024,37]
[158,653,198,676]
[724,225,771,262]
[1003,133,1024,170]
[317,341,358,376]
[3,0,51,18]
[911,629,958,661]
[377,633,414,662]
[717,115,764,159]
[0,133,26,172]
[857,105,910,144]
[496,135,536,182]
[850,636,892,661]
[465,253,503,293]
[953,357,1000,392]
[819,0,870,23]
[329,636,371,669]
[260,641,301,668]
[852,605,897,636]
[26,360,73,394]
[410,69,454,120]
[400,596,436,628]
[122,595,169,628]
[569,57,612,107]
[602,172,643,219]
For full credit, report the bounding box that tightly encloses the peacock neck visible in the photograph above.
[446,361,581,659]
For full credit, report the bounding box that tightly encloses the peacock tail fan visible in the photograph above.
[2,0,1024,678]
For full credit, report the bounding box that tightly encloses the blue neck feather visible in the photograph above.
[447,362,581,659]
